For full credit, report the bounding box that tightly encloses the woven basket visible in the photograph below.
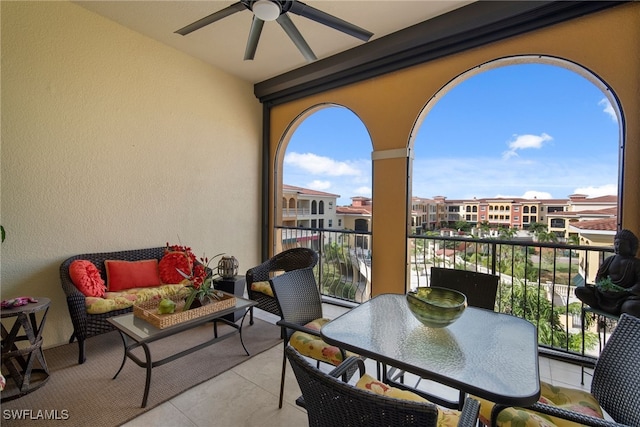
[133,293,237,329]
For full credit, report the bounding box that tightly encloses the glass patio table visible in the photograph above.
[321,293,540,422]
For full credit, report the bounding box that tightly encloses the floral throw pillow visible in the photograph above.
[159,251,192,284]
[69,260,106,297]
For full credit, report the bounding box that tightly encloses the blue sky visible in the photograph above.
[284,63,619,206]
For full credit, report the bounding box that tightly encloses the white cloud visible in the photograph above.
[573,184,617,197]
[494,191,553,199]
[306,180,332,191]
[354,186,372,196]
[284,152,361,176]
[410,155,617,201]
[502,133,553,160]
[521,190,553,199]
[598,98,618,123]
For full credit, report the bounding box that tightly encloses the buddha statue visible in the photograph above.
[575,229,640,317]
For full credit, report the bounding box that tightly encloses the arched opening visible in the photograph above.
[275,104,373,302]
[407,55,623,355]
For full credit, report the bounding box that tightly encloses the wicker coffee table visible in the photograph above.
[107,293,257,407]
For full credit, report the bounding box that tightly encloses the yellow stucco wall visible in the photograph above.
[269,3,640,295]
[1,2,262,347]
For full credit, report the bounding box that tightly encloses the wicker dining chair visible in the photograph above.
[482,312,640,427]
[430,267,499,311]
[285,345,481,427]
[269,267,355,409]
[245,247,318,326]
[388,267,500,408]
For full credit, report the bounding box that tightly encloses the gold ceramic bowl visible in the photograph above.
[406,287,467,328]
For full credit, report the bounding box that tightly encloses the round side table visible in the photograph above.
[1,297,51,401]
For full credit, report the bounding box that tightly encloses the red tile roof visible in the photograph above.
[336,206,372,215]
[570,218,618,231]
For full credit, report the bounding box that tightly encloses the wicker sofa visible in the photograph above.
[60,247,171,364]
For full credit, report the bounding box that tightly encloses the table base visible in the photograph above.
[113,310,252,408]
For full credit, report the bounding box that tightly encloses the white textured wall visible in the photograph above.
[1,2,262,347]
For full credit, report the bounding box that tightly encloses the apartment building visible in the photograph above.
[411,193,617,240]
[282,184,340,230]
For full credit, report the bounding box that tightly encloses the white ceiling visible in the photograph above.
[75,1,474,84]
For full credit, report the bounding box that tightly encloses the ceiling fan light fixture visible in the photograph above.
[252,0,280,22]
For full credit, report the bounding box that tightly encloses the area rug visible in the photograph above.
[1,318,281,427]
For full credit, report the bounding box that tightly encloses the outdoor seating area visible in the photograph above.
[3,1,639,426]
[117,302,600,427]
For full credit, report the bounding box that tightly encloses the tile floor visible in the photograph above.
[122,304,593,427]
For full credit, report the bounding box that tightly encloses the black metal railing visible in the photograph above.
[275,226,372,304]
[276,225,617,363]
[411,233,614,363]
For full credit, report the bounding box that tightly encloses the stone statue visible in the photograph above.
[575,229,640,317]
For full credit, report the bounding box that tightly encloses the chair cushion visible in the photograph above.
[85,284,187,314]
[476,381,604,427]
[355,373,464,427]
[290,318,355,365]
[250,280,274,297]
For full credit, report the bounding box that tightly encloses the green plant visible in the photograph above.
[596,276,626,292]
[168,243,224,311]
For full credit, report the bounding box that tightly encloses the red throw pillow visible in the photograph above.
[105,259,161,292]
[69,260,106,297]
[159,251,192,284]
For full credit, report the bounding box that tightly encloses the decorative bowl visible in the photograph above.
[406,287,467,328]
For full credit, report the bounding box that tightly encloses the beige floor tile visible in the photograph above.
[121,402,197,427]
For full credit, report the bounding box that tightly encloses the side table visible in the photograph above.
[1,297,51,401]
[213,276,246,322]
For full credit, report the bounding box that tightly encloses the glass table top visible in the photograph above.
[321,293,540,406]
[108,295,256,342]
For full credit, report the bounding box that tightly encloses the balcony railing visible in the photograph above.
[275,226,372,304]
[275,225,616,365]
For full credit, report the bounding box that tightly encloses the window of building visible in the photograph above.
[319,201,324,214]
[328,219,333,227]
[311,200,317,214]
[338,219,342,227]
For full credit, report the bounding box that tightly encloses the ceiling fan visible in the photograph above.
[175,0,373,62]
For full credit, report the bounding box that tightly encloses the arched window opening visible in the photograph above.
[276,104,373,304]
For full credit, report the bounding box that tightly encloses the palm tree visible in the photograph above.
[568,234,580,245]
[498,226,517,240]
[497,282,596,352]
[478,220,491,238]
[536,231,558,243]
[527,221,548,241]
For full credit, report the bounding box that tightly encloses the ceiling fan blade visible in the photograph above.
[276,14,317,62]
[244,17,265,60]
[288,1,373,42]
[175,2,246,36]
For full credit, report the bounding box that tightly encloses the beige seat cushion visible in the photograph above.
[356,373,466,427]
